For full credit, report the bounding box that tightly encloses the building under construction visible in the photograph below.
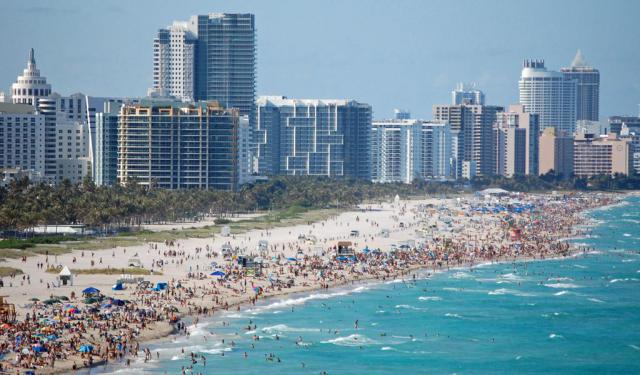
[117,99,239,190]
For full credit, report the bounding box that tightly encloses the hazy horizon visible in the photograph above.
[1,0,638,119]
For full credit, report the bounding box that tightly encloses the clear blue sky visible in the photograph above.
[1,0,638,120]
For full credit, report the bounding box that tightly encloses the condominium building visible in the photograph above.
[539,127,574,177]
[519,59,577,134]
[256,96,371,179]
[152,22,196,101]
[494,126,527,177]
[370,119,451,183]
[10,49,52,106]
[433,102,502,178]
[0,102,46,179]
[561,50,599,121]
[117,100,238,190]
[573,133,632,177]
[495,104,540,176]
[451,83,484,105]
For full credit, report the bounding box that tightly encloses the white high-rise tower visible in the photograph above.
[151,22,196,101]
[11,48,52,106]
[518,59,577,134]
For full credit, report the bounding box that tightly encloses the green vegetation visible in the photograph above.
[0,236,80,250]
[45,267,159,275]
[1,173,639,237]
[0,266,23,277]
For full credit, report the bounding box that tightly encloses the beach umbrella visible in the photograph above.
[336,256,348,261]
[46,334,58,341]
[287,257,298,262]
[21,348,30,355]
[210,271,226,277]
[25,371,36,375]
[111,299,125,306]
[0,323,11,329]
[30,297,40,302]
[56,295,69,301]
[67,308,80,314]
[156,282,168,290]
[78,344,93,353]
[43,298,60,305]
[82,287,100,295]
[211,261,218,267]
[32,344,47,353]
[112,283,125,291]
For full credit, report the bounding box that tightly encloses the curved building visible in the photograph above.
[11,48,52,106]
[518,59,576,134]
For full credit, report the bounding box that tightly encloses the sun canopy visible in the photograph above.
[210,271,226,277]
[82,287,100,295]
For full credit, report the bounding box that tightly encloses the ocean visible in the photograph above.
[96,195,640,375]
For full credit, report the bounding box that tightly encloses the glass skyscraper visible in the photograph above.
[561,50,600,121]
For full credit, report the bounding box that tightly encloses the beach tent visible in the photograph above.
[112,283,125,291]
[57,266,73,286]
[82,287,100,295]
[210,271,226,277]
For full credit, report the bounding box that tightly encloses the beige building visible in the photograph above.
[538,128,574,177]
[573,133,632,177]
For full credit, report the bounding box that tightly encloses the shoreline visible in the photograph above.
[0,192,623,374]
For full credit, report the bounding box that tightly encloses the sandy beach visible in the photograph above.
[0,192,619,374]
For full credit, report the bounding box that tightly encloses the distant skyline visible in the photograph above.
[1,0,639,120]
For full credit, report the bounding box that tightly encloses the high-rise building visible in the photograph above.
[519,59,577,134]
[94,102,120,187]
[117,100,238,190]
[393,109,411,120]
[451,83,485,105]
[10,49,52,106]
[538,127,574,178]
[495,104,540,176]
[609,115,640,135]
[256,96,371,179]
[494,125,527,177]
[433,103,502,178]
[152,22,197,101]
[561,50,599,121]
[0,103,46,179]
[370,119,451,183]
[573,133,632,177]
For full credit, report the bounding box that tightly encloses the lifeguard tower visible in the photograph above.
[0,295,16,323]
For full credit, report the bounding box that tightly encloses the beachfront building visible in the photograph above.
[151,22,196,101]
[561,50,599,121]
[494,125,527,177]
[573,133,632,177]
[255,96,371,179]
[519,59,577,134]
[494,104,540,176]
[117,100,239,190]
[539,127,574,177]
[370,119,452,183]
[433,101,503,178]
[0,102,46,180]
[451,83,485,105]
[10,48,52,106]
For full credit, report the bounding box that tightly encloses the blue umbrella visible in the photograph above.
[336,256,348,261]
[82,287,100,295]
[210,271,226,277]
[111,299,125,306]
[32,345,47,353]
[287,257,298,262]
[156,282,168,290]
[78,344,93,353]
[46,334,58,341]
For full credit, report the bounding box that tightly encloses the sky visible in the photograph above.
[1,0,639,120]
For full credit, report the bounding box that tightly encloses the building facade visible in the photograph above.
[433,103,502,178]
[539,127,574,177]
[117,100,238,190]
[609,115,640,135]
[152,22,196,101]
[573,133,632,177]
[370,119,451,184]
[451,83,485,105]
[256,96,371,179]
[10,49,52,106]
[494,126,527,177]
[561,50,599,121]
[495,104,540,176]
[0,103,46,179]
[519,59,577,134]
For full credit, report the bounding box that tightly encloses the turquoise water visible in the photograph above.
[99,196,640,374]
